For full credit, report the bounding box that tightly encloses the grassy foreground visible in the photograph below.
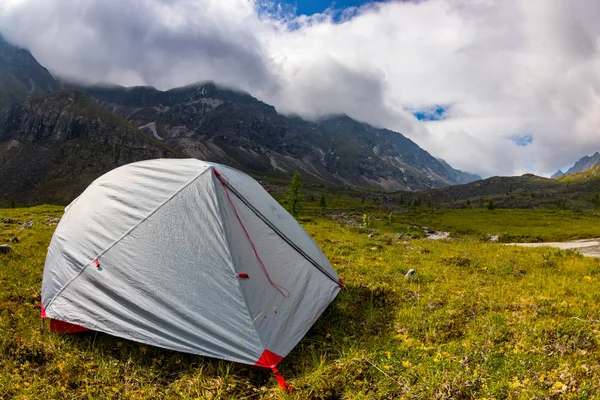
[2,206,600,399]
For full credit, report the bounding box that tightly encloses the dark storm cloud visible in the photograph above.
[0,0,275,90]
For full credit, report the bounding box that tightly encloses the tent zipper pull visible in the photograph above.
[271,367,293,391]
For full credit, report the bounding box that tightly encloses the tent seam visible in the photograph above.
[44,166,212,311]
[222,179,339,285]
[211,169,269,356]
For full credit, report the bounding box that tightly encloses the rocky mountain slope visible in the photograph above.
[0,35,482,205]
[78,83,480,191]
[436,158,482,185]
[0,90,180,204]
[0,34,60,109]
[552,152,600,178]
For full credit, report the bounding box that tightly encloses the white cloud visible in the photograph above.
[1,0,599,177]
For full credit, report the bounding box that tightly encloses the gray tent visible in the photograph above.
[41,159,341,389]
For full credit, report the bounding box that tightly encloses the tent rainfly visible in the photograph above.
[41,159,342,390]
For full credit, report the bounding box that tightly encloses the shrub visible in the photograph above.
[319,195,327,209]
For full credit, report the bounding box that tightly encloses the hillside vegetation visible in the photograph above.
[2,202,600,399]
[390,171,600,211]
[558,166,600,183]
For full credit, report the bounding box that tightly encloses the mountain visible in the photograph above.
[414,174,560,204]
[436,158,482,184]
[76,83,480,191]
[0,90,180,204]
[391,171,600,210]
[552,152,600,178]
[0,34,60,109]
[0,35,481,202]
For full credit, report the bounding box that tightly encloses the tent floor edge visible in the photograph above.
[49,319,91,334]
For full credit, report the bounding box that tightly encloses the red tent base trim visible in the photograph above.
[49,319,90,334]
[255,349,283,368]
[255,349,293,391]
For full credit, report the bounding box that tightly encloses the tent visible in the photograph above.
[41,159,342,389]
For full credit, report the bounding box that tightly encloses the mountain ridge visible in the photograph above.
[0,34,61,109]
[0,34,483,204]
[75,82,480,190]
[552,152,600,178]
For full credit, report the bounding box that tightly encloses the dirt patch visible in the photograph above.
[507,239,600,258]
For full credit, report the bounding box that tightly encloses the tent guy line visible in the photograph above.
[215,168,291,298]
[215,169,343,287]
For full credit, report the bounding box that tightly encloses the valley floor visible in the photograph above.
[509,239,600,258]
[1,205,600,398]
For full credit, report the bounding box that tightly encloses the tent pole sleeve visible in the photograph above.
[215,171,340,286]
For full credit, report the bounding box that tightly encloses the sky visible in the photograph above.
[1,0,599,178]
[280,0,381,16]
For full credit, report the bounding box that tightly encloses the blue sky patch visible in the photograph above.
[412,105,448,121]
[277,0,382,17]
[514,134,533,147]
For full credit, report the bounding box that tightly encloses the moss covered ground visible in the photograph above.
[1,204,600,399]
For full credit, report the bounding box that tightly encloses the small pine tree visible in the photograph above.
[399,197,405,206]
[487,199,495,210]
[9,199,15,208]
[466,199,471,206]
[284,172,303,217]
[386,211,394,225]
[319,195,327,209]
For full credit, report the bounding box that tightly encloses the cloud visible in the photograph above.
[0,0,276,91]
[1,0,600,178]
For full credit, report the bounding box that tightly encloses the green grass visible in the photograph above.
[392,208,600,242]
[2,205,600,398]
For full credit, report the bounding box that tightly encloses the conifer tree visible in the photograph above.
[284,172,303,217]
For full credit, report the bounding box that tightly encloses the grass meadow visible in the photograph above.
[1,203,600,399]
